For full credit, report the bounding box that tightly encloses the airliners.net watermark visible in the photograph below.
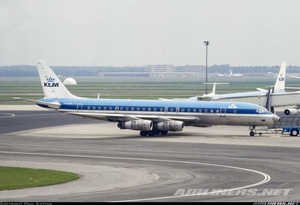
[174,188,293,196]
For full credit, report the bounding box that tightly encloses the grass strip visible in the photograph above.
[0,166,79,190]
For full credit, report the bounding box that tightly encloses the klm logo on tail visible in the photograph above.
[44,77,59,87]
[278,74,285,81]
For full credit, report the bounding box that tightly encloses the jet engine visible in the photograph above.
[284,108,299,115]
[156,121,184,131]
[118,120,153,131]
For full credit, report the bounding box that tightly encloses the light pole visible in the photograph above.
[204,41,209,94]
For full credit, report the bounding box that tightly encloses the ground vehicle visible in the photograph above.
[282,126,300,136]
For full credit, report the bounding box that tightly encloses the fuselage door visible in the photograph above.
[165,107,168,113]
[77,103,82,112]
[220,107,226,116]
[115,107,119,113]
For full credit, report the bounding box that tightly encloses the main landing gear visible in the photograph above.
[140,130,168,136]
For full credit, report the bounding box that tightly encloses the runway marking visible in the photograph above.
[0,113,15,118]
[0,151,271,202]
[14,113,59,117]
[0,112,57,119]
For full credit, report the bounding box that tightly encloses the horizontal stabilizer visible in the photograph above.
[287,75,300,80]
[285,87,300,90]
[14,97,61,109]
[256,88,268,92]
[36,100,61,109]
[158,98,172,101]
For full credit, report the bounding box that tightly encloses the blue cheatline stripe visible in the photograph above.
[37,98,271,115]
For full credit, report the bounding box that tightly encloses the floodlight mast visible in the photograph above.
[204,41,209,94]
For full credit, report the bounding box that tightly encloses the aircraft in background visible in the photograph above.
[217,69,243,77]
[192,61,300,116]
[186,83,229,101]
[229,69,244,77]
[19,61,280,137]
[160,61,300,115]
[287,75,300,80]
[197,61,287,101]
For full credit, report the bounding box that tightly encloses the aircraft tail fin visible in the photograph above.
[36,61,77,99]
[274,61,286,91]
[201,82,229,99]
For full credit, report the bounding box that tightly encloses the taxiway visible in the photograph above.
[0,108,299,202]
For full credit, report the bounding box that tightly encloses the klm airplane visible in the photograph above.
[34,61,280,136]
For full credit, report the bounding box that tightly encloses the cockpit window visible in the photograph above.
[256,107,268,113]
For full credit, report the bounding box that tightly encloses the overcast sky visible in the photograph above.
[1,0,299,66]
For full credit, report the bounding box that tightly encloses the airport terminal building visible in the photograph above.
[99,64,206,78]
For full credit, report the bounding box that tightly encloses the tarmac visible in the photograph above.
[0,105,299,202]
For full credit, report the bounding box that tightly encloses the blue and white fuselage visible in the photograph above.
[35,61,280,136]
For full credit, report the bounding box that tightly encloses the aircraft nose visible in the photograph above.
[272,114,280,123]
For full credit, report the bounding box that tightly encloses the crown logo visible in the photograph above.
[46,77,55,82]
[228,104,237,109]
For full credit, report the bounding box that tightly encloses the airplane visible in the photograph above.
[186,82,229,101]
[190,61,300,116]
[23,61,280,137]
[229,69,244,77]
[158,83,229,101]
[159,61,300,116]
[216,72,230,77]
[217,69,243,77]
[196,61,287,101]
[159,61,286,102]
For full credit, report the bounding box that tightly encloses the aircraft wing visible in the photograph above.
[287,75,300,80]
[209,92,267,100]
[256,88,268,92]
[69,112,199,123]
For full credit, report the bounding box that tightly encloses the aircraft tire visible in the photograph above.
[148,131,156,136]
[290,129,299,136]
[249,131,255,136]
[140,131,148,136]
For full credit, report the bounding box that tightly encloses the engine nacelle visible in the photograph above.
[284,108,299,115]
[118,120,153,131]
[157,121,184,131]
